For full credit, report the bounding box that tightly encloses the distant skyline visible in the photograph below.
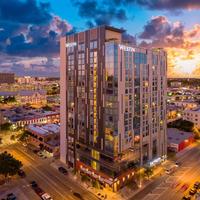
[1,0,200,77]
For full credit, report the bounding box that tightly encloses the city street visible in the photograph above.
[0,143,99,200]
[130,142,200,200]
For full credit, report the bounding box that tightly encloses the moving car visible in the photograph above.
[58,167,68,175]
[189,188,197,195]
[182,196,191,200]
[41,193,53,200]
[73,192,84,200]
[175,161,181,167]
[18,169,26,178]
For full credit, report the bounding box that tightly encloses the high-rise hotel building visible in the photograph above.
[60,26,167,191]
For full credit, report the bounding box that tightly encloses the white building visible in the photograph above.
[16,76,36,84]
[174,100,198,110]
[183,107,200,128]
[27,124,60,156]
[16,90,47,105]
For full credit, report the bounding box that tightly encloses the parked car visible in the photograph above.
[73,192,84,200]
[18,169,26,178]
[30,181,38,188]
[58,167,68,175]
[6,193,17,200]
[194,182,200,189]
[189,188,197,195]
[175,161,181,167]
[182,196,191,200]
[41,193,53,200]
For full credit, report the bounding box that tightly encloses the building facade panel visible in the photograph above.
[60,25,167,190]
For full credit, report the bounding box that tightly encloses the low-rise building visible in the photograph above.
[0,107,60,126]
[183,107,200,128]
[170,81,182,88]
[16,76,36,84]
[173,100,198,110]
[167,128,194,152]
[16,90,47,105]
[27,124,60,156]
[0,90,47,105]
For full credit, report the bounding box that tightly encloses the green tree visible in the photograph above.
[92,180,100,189]
[0,152,22,179]
[0,123,12,131]
[193,127,200,139]
[81,174,90,182]
[42,105,52,111]
[10,135,15,141]
[144,167,153,179]
[19,130,30,142]
[72,168,77,175]
[168,119,194,132]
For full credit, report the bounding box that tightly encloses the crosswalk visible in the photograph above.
[142,166,192,200]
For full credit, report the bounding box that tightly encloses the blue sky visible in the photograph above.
[1,0,200,77]
[48,0,200,34]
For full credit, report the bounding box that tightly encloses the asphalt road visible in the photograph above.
[0,143,99,200]
[130,142,200,200]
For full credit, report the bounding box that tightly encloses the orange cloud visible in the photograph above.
[140,16,200,78]
[167,23,200,77]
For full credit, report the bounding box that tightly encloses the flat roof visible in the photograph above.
[0,90,46,97]
[28,124,60,136]
[167,128,193,144]
[185,107,200,113]
[1,107,59,122]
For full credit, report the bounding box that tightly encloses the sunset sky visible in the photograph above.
[1,0,200,77]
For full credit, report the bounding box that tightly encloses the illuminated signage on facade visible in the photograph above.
[118,44,135,52]
[66,42,77,48]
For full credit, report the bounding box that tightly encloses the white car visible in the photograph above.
[41,193,53,200]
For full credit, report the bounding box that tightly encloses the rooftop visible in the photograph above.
[185,107,200,113]
[28,124,60,136]
[167,128,193,144]
[0,106,59,122]
[0,90,46,97]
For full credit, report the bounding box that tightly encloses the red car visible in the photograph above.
[180,184,189,192]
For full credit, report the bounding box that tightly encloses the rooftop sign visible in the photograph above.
[66,42,77,48]
[119,44,135,52]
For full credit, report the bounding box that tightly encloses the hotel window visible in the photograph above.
[78,43,85,51]
[90,41,97,49]
[68,46,74,54]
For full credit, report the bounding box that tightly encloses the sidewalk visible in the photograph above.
[50,159,121,200]
[50,142,198,200]
[50,159,167,200]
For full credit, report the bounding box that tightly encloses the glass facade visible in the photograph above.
[62,27,167,184]
[105,42,119,156]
